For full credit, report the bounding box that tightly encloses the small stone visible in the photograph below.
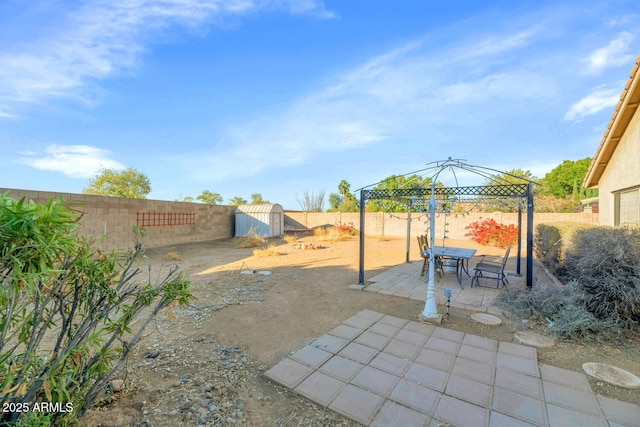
[110,379,125,393]
[179,401,192,411]
[145,349,160,358]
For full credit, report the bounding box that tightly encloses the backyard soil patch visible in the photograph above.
[80,235,640,426]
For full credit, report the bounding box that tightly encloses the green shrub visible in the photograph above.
[0,194,193,425]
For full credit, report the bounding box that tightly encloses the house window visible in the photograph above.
[615,187,640,226]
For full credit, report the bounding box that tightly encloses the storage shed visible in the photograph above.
[235,204,284,237]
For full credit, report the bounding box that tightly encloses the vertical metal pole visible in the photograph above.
[358,190,366,286]
[406,199,412,263]
[526,183,534,289]
[516,199,522,275]
[422,183,439,318]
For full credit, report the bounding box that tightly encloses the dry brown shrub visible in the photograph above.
[313,226,352,242]
[234,226,267,248]
[164,252,181,261]
[253,244,283,257]
[284,234,298,244]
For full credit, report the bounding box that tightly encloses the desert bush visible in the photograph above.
[464,217,517,248]
[534,222,595,275]
[234,226,267,248]
[0,195,193,426]
[562,227,640,326]
[496,282,622,341]
[314,227,348,242]
[283,234,298,244]
[252,244,283,257]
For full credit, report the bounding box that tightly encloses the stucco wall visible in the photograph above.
[598,106,640,225]
[284,211,598,240]
[1,188,235,251]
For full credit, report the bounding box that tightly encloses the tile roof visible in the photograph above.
[583,54,640,188]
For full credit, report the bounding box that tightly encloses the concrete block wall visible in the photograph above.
[1,188,235,251]
[284,210,599,240]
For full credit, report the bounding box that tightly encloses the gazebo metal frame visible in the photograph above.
[356,160,535,295]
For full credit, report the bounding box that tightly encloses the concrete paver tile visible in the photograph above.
[329,324,364,340]
[540,364,591,391]
[344,314,379,330]
[370,399,429,427]
[368,321,401,338]
[329,384,385,425]
[264,358,313,389]
[445,374,493,407]
[546,404,607,427]
[596,395,640,427]
[395,329,429,346]
[458,343,496,364]
[414,348,455,372]
[369,352,412,377]
[318,355,364,382]
[351,365,399,397]
[496,352,540,377]
[452,357,495,384]
[434,395,489,427]
[542,381,601,416]
[492,387,547,426]
[338,342,379,364]
[383,338,421,360]
[379,314,410,328]
[389,377,440,414]
[359,310,388,321]
[290,345,333,368]
[355,331,391,350]
[498,341,537,359]
[462,334,498,351]
[404,363,449,392]
[489,411,538,427]
[294,371,346,406]
[403,320,435,335]
[311,334,349,354]
[424,336,460,355]
[432,327,465,343]
[494,368,543,399]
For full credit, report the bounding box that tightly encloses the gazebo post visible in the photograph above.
[526,183,534,289]
[358,190,366,286]
[421,183,440,319]
[516,201,522,276]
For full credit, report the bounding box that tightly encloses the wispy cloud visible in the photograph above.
[0,0,335,117]
[190,25,552,181]
[564,87,620,121]
[585,32,635,73]
[17,145,124,178]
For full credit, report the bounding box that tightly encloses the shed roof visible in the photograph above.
[235,203,284,213]
[584,54,640,188]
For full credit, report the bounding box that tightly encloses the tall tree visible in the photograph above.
[83,167,151,199]
[250,193,270,204]
[327,180,359,212]
[540,158,596,199]
[228,196,248,206]
[197,190,223,205]
[296,190,325,212]
[483,168,537,186]
[175,195,194,203]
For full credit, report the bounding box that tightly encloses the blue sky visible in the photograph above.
[1,0,639,209]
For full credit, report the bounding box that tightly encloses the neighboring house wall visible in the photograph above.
[1,188,235,251]
[597,106,640,226]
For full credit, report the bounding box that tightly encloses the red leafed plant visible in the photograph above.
[464,217,518,248]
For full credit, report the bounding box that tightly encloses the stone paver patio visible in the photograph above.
[265,309,640,426]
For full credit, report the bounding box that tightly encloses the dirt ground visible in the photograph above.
[80,234,640,426]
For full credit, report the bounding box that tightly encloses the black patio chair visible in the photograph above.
[471,245,511,289]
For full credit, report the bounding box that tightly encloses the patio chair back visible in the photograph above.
[471,245,511,289]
